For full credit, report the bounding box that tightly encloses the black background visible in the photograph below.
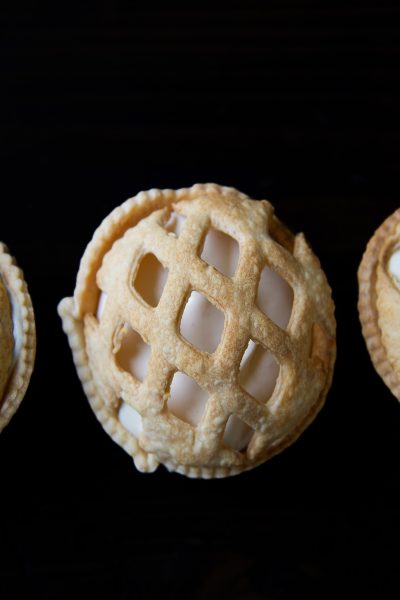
[1,1,400,598]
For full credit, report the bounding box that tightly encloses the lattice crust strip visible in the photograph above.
[58,184,336,478]
[358,209,400,400]
[0,243,36,432]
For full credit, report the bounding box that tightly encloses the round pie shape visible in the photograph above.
[0,243,36,432]
[358,209,400,399]
[58,183,336,478]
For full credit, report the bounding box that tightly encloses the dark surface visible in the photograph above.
[1,2,400,598]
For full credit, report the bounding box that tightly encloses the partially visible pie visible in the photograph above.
[358,209,400,399]
[0,243,36,432]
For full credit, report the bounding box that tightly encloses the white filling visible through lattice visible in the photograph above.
[257,265,293,329]
[9,291,22,373]
[168,371,208,426]
[201,227,239,277]
[180,291,224,353]
[239,339,279,403]
[95,222,294,453]
[115,324,151,382]
[388,248,400,288]
[164,211,186,237]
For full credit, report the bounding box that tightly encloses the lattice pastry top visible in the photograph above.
[0,243,36,432]
[58,184,336,478]
[358,209,400,400]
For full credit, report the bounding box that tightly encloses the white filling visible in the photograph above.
[201,228,239,277]
[116,325,151,382]
[239,339,279,404]
[119,402,143,439]
[96,291,107,321]
[224,414,254,451]
[9,292,23,370]
[165,211,186,237]
[257,266,293,329]
[168,371,208,426]
[180,291,224,353]
[96,217,293,452]
[388,248,400,287]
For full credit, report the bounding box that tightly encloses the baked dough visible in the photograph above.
[0,243,36,432]
[58,184,336,477]
[358,209,400,399]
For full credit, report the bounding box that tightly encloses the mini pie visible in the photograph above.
[358,209,400,399]
[0,243,36,432]
[58,183,336,478]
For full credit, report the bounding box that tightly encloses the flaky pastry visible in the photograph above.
[0,243,36,432]
[58,184,336,478]
[358,209,400,399]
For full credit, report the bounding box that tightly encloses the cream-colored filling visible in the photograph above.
[388,248,400,288]
[168,371,208,426]
[9,291,22,370]
[97,214,293,452]
[116,324,151,382]
[239,339,279,404]
[165,211,186,237]
[257,265,293,329]
[201,227,239,277]
[180,291,224,353]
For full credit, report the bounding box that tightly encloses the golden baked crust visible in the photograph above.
[358,209,400,399]
[0,243,36,432]
[58,183,336,478]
